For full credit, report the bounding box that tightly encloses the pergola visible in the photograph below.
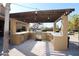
[10,8,75,51]
[3,7,75,55]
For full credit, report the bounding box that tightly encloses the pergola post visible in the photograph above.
[61,15,68,49]
[3,3,10,56]
[61,15,68,38]
[10,19,17,34]
[26,23,29,31]
[53,21,56,32]
[53,15,68,51]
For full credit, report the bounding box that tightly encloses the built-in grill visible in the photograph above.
[35,30,42,41]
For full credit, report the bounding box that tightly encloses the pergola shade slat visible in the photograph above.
[10,8,75,23]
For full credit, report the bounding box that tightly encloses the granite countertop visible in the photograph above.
[15,31,29,35]
[50,32,63,36]
[14,31,63,36]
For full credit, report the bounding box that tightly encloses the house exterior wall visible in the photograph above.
[0,3,5,16]
[0,3,5,36]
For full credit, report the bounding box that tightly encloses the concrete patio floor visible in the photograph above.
[8,33,79,56]
[0,37,3,56]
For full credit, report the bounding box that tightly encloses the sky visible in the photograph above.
[10,3,79,28]
[10,3,79,14]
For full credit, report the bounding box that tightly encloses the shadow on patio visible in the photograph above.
[9,39,38,56]
[9,39,51,56]
[45,41,50,56]
[9,39,79,56]
[0,37,3,55]
[50,41,79,56]
[66,41,79,56]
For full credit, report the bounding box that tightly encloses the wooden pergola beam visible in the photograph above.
[10,8,75,23]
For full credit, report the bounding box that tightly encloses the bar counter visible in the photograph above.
[10,31,63,45]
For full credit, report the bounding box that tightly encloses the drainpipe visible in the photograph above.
[3,3,10,56]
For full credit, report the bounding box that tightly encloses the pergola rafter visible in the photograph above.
[10,8,75,23]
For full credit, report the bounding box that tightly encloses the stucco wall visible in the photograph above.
[52,36,68,51]
[0,3,5,16]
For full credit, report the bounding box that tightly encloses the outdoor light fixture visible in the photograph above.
[35,11,38,14]
[34,11,38,20]
[48,17,50,19]
[66,11,68,14]
[64,11,68,15]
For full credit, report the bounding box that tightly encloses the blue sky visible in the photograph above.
[10,3,79,14]
[10,3,79,28]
